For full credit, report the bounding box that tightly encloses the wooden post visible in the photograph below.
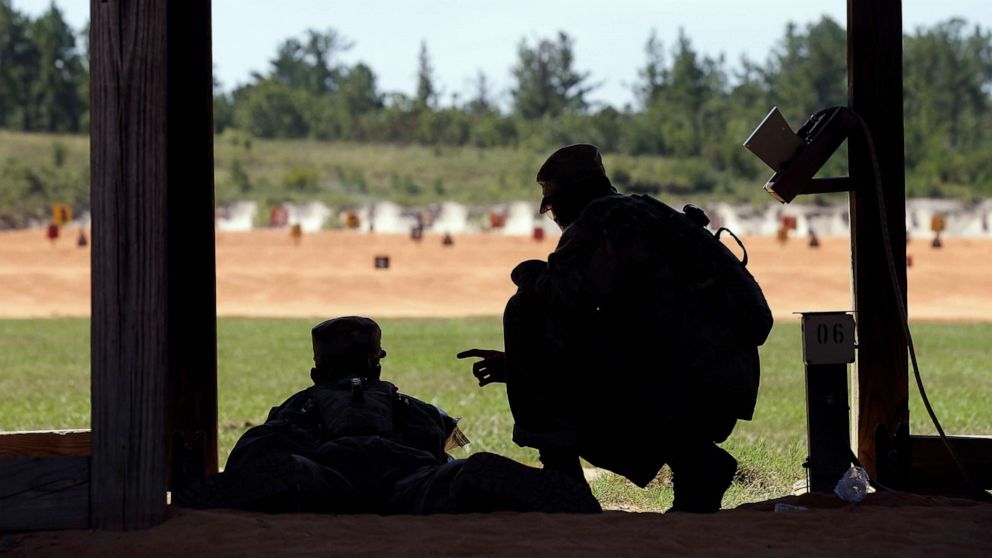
[847,0,909,483]
[90,0,216,530]
[164,0,219,491]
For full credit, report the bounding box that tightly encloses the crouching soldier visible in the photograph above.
[459,144,773,513]
[175,316,599,514]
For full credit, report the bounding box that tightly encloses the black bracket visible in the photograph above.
[748,106,860,204]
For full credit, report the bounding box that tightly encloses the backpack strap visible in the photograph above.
[714,227,749,268]
[310,378,398,440]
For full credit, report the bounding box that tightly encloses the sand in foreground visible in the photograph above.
[4,492,990,557]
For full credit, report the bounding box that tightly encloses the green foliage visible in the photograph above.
[51,140,66,167]
[29,5,86,132]
[634,28,727,158]
[0,1,40,130]
[510,31,595,119]
[767,18,847,125]
[0,2,85,132]
[904,18,992,198]
[415,40,438,109]
[282,166,320,193]
[337,62,383,116]
[270,28,352,96]
[218,127,253,151]
[232,79,310,138]
[432,177,445,195]
[213,91,235,134]
[2,318,990,511]
[0,149,86,227]
[228,158,251,193]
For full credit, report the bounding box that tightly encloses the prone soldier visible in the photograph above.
[176,316,599,514]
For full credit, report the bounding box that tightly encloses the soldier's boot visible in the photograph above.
[173,453,352,513]
[668,444,737,513]
[451,452,601,514]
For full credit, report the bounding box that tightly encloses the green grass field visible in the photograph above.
[1,318,989,511]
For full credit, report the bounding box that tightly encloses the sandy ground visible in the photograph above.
[1,228,991,321]
[3,493,990,557]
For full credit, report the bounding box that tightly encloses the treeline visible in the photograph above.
[212,18,992,189]
[0,1,87,133]
[2,2,992,200]
[213,17,992,196]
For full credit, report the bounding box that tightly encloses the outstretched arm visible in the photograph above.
[456,348,506,386]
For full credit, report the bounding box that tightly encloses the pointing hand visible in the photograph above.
[456,348,507,387]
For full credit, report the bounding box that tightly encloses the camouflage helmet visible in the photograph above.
[311,316,382,368]
[536,144,612,214]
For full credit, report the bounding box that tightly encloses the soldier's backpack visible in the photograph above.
[631,195,773,424]
[633,194,773,347]
[311,378,398,440]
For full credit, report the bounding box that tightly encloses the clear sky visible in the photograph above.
[17,0,992,109]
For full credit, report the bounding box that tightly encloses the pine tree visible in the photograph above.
[415,40,438,109]
[510,31,594,119]
[30,4,86,132]
[466,69,494,114]
[0,0,40,130]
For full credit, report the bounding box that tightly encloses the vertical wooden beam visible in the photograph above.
[90,0,169,530]
[164,0,219,490]
[847,0,909,483]
[90,0,216,530]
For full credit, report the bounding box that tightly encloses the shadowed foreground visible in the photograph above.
[5,493,989,557]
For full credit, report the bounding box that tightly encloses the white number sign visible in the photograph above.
[801,312,856,365]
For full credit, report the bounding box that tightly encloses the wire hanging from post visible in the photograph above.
[851,110,986,498]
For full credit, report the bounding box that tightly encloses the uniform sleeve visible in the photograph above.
[530,216,618,313]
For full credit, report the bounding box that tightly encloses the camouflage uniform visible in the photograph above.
[216,379,466,514]
[506,157,771,497]
[177,316,600,514]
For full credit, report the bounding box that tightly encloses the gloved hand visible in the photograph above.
[456,349,507,387]
[511,259,546,290]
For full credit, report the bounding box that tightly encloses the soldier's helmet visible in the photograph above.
[536,144,614,214]
[311,316,384,370]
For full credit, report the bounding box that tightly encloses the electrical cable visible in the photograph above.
[851,110,986,498]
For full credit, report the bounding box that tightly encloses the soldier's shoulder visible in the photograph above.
[281,387,316,407]
[265,386,317,422]
[575,194,671,232]
[585,193,667,217]
[585,193,631,211]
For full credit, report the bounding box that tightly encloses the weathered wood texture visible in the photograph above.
[90,0,216,530]
[0,457,90,531]
[910,435,992,490]
[0,430,91,459]
[90,0,169,530]
[847,0,909,483]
